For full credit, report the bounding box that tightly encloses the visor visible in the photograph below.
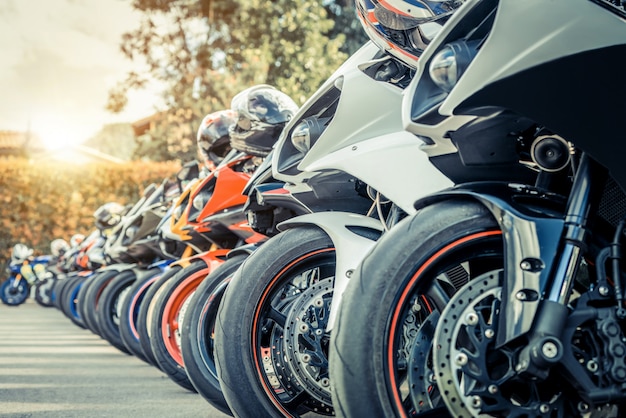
[373,1,460,30]
[231,86,297,125]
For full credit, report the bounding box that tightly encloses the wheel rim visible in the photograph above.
[385,230,503,417]
[197,277,231,380]
[251,248,336,417]
[162,270,208,366]
[129,276,159,340]
[2,279,29,304]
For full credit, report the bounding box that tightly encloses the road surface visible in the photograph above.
[0,299,230,418]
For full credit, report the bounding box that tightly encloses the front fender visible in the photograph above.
[415,182,566,346]
[278,212,384,330]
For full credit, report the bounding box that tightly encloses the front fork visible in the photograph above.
[413,153,605,375]
[514,154,604,377]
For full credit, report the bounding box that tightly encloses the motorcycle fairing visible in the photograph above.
[277,212,384,330]
[438,0,626,191]
[414,182,566,345]
[303,129,452,215]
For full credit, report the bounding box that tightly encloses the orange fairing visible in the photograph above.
[197,166,249,221]
[169,156,252,242]
[169,177,202,241]
[229,221,268,244]
[169,248,229,269]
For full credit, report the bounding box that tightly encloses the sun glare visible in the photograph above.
[33,116,90,151]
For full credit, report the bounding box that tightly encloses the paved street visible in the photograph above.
[0,299,230,418]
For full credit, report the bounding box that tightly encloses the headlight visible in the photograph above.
[291,120,312,154]
[429,41,476,92]
[290,117,327,154]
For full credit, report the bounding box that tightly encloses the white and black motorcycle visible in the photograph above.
[212,39,453,416]
[330,0,626,417]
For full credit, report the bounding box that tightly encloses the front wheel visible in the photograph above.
[34,276,56,307]
[149,260,211,392]
[329,200,503,418]
[0,277,30,306]
[181,253,249,415]
[215,226,336,418]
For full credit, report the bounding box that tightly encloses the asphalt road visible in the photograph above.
[0,299,230,418]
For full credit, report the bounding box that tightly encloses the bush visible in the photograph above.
[0,158,180,276]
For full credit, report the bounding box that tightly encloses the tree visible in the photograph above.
[108,0,367,161]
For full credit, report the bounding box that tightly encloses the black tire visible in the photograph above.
[136,265,182,369]
[149,260,210,392]
[215,227,337,418]
[78,269,123,336]
[59,275,81,317]
[60,274,88,329]
[118,267,162,364]
[181,254,248,415]
[75,270,104,333]
[34,276,57,307]
[95,270,137,354]
[329,200,503,418]
[53,273,78,311]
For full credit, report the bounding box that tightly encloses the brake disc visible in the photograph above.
[433,271,571,418]
[282,276,334,410]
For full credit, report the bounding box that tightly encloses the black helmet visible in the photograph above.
[197,110,238,171]
[229,85,299,157]
[93,202,125,231]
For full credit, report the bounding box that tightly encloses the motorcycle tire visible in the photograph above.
[329,200,503,418]
[78,269,122,336]
[118,267,162,364]
[95,270,137,355]
[215,226,336,418]
[53,273,80,311]
[136,265,182,370]
[60,274,88,329]
[181,254,248,416]
[149,260,211,392]
[0,277,30,306]
[34,276,57,307]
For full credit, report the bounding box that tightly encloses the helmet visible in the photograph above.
[50,239,70,257]
[197,110,238,171]
[355,0,462,67]
[93,202,125,231]
[11,243,33,262]
[229,85,299,157]
[70,234,85,247]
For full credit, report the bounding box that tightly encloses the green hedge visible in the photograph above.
[0,158,180,275]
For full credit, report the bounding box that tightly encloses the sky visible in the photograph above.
[0,0,162,149]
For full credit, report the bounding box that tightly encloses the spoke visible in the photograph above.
[266,306,287,328]
[426,280,451,311]
[281,388,308,411]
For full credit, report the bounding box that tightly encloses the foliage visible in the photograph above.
[0,158,180,275]
[83,123,137,160]
[108,0,368,162]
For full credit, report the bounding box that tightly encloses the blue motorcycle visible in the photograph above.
[0,244,52,306]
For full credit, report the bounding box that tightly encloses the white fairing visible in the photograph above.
[281,43,451,213]
[271,41,383,186]
[441,0,626,115]
[273,40,451,203]
[304,131,452,215]
[278,212,384,330]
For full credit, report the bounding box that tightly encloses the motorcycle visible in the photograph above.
[144,147,270,393]
[330,0,626,417]
[213,40,452,417]
[0,243,53,306]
